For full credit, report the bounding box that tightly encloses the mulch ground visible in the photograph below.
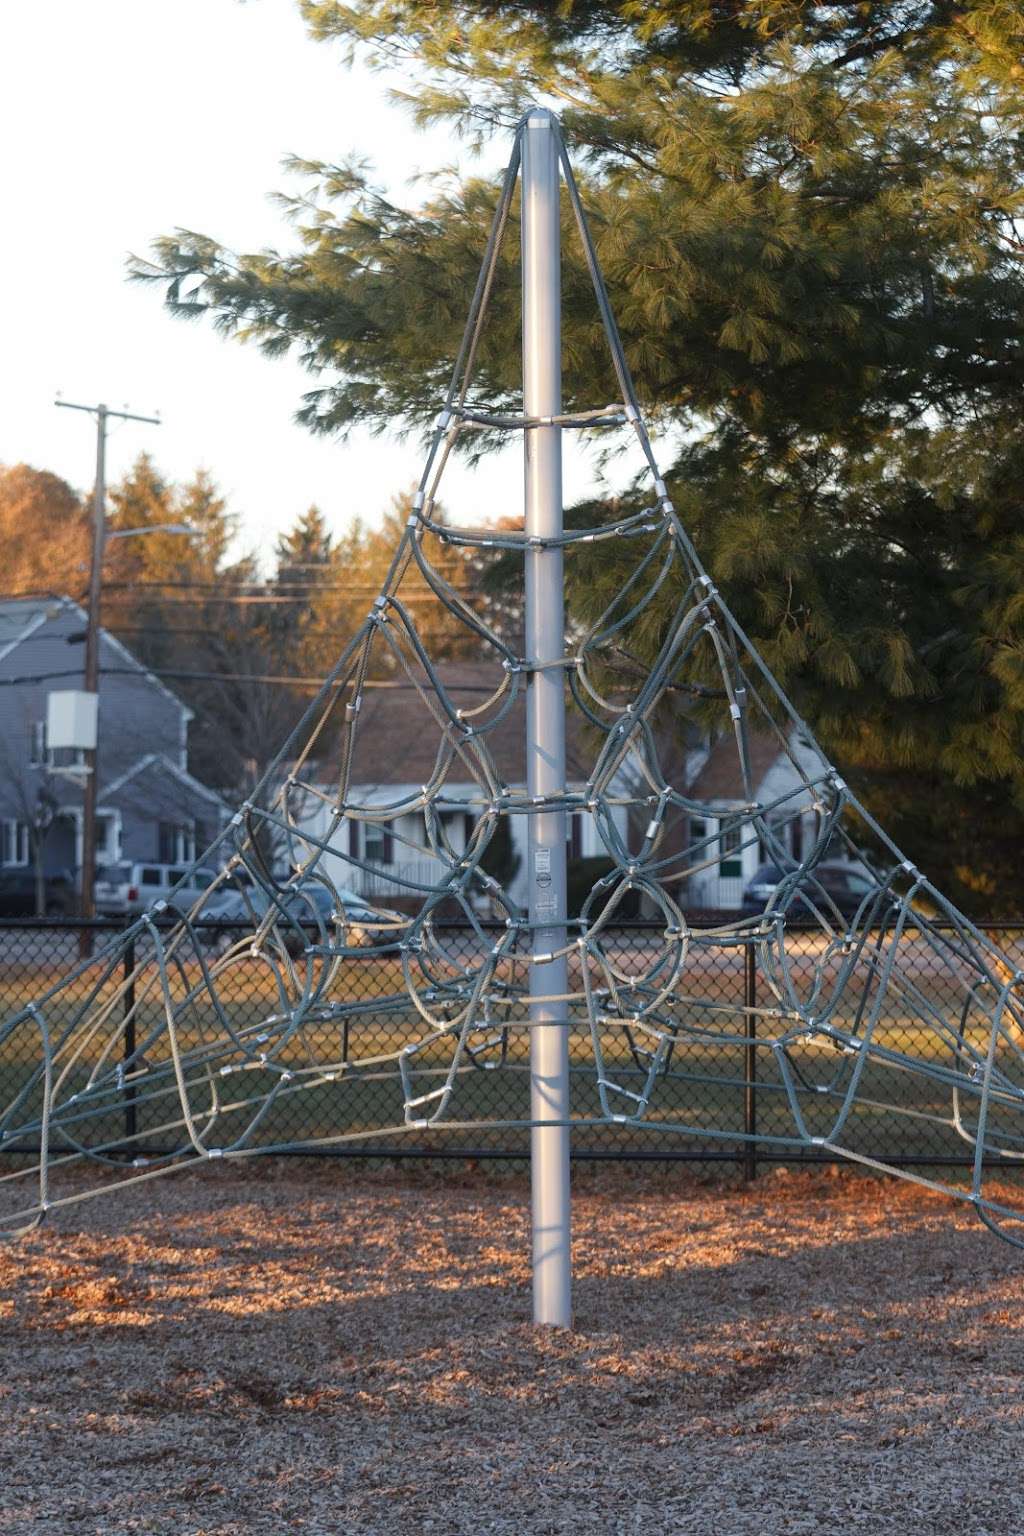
[0,1161,1021,1535]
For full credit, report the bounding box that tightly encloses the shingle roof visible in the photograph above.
[0,597,59,630]
[0,596,190,716]
[338,662,695,791]
[0,598,62,661]
[99,752,228,809]
[687,730,785,804]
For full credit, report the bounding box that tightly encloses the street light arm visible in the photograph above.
[107,523,196,541]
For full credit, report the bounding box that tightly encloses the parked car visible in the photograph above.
[195,883,274,936]
[282,883,405,952]
[93,861,218,918]
[197,880,404,953]
[742,861,878,920]
[0,867,77,918]
[193,870,260,917]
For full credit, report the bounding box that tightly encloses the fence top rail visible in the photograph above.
[1,916,1024,933]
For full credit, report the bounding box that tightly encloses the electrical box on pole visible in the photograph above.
[46,691,98,753]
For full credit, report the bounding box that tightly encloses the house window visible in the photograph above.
[158,821,195,864]
[688,817,708,852]
[719,821,742,878]
[760,812,803,865]
[347,819,394,865]
[28,719,86,772]
[566,812,583,862]
[759,814,784,864]
[364,823,394,865]
[438,811,462,853]
[95,814,119,865]
[29,720,46,767]
[51,747,87,770]
[1,820,29,868]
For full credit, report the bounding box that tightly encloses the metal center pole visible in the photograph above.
[522,108,571,1328]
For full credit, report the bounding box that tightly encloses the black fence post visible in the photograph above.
[122,925,137,1146]
[743,941,757,1181]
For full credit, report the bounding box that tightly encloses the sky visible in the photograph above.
[0,0,637,565]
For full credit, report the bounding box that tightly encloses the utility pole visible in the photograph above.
[522,109,572,1328]
[55,400,160,922]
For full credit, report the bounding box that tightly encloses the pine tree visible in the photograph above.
[103,457,268,789]
[271,504,341,652]
[132,2,1024,908]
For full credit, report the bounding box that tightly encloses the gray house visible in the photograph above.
[0,597,227,883]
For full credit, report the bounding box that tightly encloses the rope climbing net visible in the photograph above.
[3,116,1024,1244]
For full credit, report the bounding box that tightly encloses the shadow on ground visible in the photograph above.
[0,1163,1020,1535]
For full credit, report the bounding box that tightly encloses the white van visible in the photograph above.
[94,861,218,918]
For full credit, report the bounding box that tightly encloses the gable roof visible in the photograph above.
[0,595,192,720]
[687,730,787,804]
[99,752,228,810]
[0,599,58,664]
[331,661,697,791]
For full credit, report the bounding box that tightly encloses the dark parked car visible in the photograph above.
[198,880,404,953]
[0,867,77,918]
[742,861,878,919]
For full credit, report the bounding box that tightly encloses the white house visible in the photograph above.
[289,659,858,919]
[290,663,673,912]
[683,726,843,912]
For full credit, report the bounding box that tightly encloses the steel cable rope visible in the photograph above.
[4,112,1024,1244]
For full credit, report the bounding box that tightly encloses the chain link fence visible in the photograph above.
[2,918,1022,1173]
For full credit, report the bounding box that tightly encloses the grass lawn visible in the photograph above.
[3,927,1023,1176]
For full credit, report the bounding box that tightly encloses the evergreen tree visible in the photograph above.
[104,457,270,790]
[105,457,244,676]
[176,469,237,578]
[271,504,341,655]
[132,2,1024,908]
[107,457,238,598]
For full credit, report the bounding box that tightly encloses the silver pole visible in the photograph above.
[522,108,571,1328]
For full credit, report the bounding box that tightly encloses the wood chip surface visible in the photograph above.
[0,1163,1020,1534]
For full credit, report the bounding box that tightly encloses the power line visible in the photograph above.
[74,623,484,643]
[98,590,492,607]
[101,580,486,598]
[0,666,493,691]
